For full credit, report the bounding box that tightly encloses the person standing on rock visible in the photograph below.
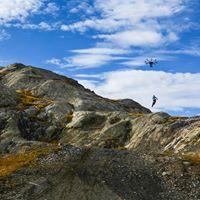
[152,95,158,107]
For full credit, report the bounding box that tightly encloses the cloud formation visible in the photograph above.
[0,0,44,24]
[78,69,200,112]
[0,29,10,41]
[62,0,186,48]
[57,0,196,69]
[0,0,60,31]
[47,48,129,69]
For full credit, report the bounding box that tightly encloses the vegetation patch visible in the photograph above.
[115,146,127,151]
[181,152,200,164]
[16,89,53,110]
[0,145,59,177]
[129,113,144,118]
[65,113,74,123]
[162,116,186,124]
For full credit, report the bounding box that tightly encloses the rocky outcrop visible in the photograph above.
[0,63,151,113]
[0,63,199,200]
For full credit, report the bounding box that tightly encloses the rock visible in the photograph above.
[0,63,150,113]
[0,64,199,200]
[0,83,18,107]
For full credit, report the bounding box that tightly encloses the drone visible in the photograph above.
[145,58,158,68]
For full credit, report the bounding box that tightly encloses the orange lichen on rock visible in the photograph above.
[16,89,53,109]
[129,113,144,118]
[0,151,38,177]
[0,146,59,177]
[181,152,200,164]
[66,114,73,123]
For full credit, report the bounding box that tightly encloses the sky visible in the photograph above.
[0,0,200,116]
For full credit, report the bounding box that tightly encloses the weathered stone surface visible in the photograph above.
[0,64,199,200]
[0,83,18,107]
[0,63,151,113]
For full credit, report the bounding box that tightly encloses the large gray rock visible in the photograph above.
[0,63,151,113]
[0,63,199,200]
[0,83,18,107]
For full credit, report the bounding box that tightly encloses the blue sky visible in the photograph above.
[0,0,200,116]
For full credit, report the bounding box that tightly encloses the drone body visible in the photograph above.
[145,58,158,68]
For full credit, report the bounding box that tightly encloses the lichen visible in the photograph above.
[0,145,59,177]
[181,152,200,164]
[66,114,73,123]
[16,89,53,110]
[129,113,144,118]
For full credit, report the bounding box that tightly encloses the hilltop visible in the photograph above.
[0,63,199,200]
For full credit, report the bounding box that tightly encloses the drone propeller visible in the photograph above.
[145,58,158,67]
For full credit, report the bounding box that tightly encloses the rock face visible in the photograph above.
[0,63,150,113]
[0,63,199,200]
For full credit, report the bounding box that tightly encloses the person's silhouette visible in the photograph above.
[152,95,158,107]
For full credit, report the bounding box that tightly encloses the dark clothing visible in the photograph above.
[152,99,156,107]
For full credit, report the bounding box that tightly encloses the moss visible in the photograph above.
[0,145,59,177]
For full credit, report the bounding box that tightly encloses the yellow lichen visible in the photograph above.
[129,113,144,118]
[0,146,59,177]
[181,152,200,164]
[115,146,127,151]
[16,89,53,110]
[66,114,73,123]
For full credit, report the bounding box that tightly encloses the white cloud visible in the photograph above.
[0,0,44,24]
[94,0,184,21]
[65,54,120,69]
[61,18,128,33]
[157,47,200,57]
[47,47,129,69]
[46,58,68,68]
[61,0,187,48]
[0,1,60,32]
[123,55,175,67]
[71,48,130,55]
[11,21,57,31]
[75,74,102,79]
[69,2,94,15]
[78,69,200,112]
[0,29,10,41]
[63,0,185,32]
[43,3,59,15]
[96,30,164,48]
[46,55,118,69]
